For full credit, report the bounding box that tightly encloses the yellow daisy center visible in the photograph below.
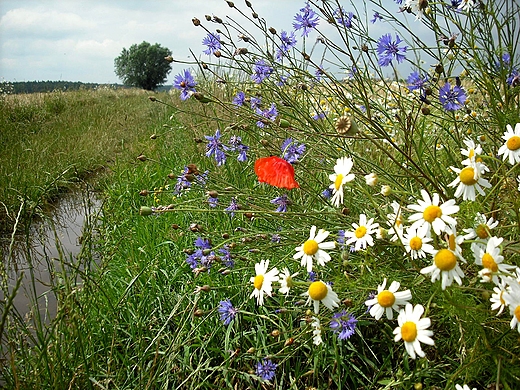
[448,234,457,251]
[303,239,319,256]
[308,281,328,301]
[515,305,520,322]
[434,249,457,271]
[409,236,423,251]
[481,253,498,272]
[475,224,489,239]
[355,226,367,239]
[423,205,442,223]
[468,148,475,160]
[401,321,418,342]
[253,275,264,290]
[377,290,396,308]
[459,166,477,185]
[334,174,344,190]
[506,135,520,151]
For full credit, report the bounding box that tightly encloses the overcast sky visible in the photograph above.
[0,1,425,85]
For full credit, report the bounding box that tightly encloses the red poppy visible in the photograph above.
[254,156,299,189]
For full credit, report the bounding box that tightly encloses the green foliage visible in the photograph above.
[114,41,172,91]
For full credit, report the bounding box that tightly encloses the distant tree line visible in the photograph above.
[9,81,123,94]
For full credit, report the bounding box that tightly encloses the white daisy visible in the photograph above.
[294,225,335,272]
[328,157,355,207]
[401,224,435,259]
[404,0,429,19]
[387,201,405,242]
[473,236,515,284]
[455,385,476,390]
[420,248,464,290]
[303,280,340,314]
[490,279,508,316]
[448,162,491,201]
[497,123,520,165]
[364,278,412,320]
[393,303,434,359]
[279,268,299,295]
[462,212,498,244]
[344,213,379,251]
[311,316,323,345]
[460,138,482,166]
[503,283,520,333]
[249,259,279,306]
[408,189,459,236]
[364,172,378,187]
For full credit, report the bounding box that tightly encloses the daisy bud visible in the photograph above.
[139,206,153,216]
[381,185,392,196]
[365,173,378,186]
[271,329,280,337]
[414,383,423,390]
[279,118,291,128]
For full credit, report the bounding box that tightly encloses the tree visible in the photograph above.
[114,41,172,90]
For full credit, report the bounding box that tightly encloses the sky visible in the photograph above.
[0,0,427,85]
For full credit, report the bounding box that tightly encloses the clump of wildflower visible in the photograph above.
[401,224,435,259]
[371,12,382,23]
[293,2,320,37]
[334,7,355,28]
[393,303,434,359]
[376,33,407,67]
[173,69,197,100]
[218,299,238,325]
[202,32,221,55]
[228,135,249,162]
[330,310,357,340]
[364,278,412,320]
[256,103,278,127]
[251,59,273,83]
[473,236,515,284]
[250,259,279,306]
[448,162,491,201]
[406,70,429,93]
[439,82,467,111]
[276,30,297,60]
[225,197,240,218]
[232,91,246,106]
[186,237,215,269]
[205,129,228,166]
[281,138,306,164]
[255,359,277,381]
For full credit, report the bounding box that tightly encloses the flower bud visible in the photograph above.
[194,309,204,317]
[226,1,234,7]
[247,347,255,354]
[205,15,211,21]
[164,56,173,63]
[284,337,294,347]
[207,190,219,198]
[136,154,147,161]
[271,329,280,337]
[139,206,153,216]
[279,118,291,128]
[381,185,392,196]
[192,17,201,26]
[268,27,277,35]
[139,189,149,196]
[148,96,157,102]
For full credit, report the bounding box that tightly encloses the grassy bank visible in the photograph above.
[0,87,171,231]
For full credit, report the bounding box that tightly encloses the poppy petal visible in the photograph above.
[254,156,299,189]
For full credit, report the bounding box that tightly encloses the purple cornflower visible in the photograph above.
[439,82,467,111]
[312,111,326,120]
[218,299,238,325]
[195,237,212,250]
[225,197,240,218]
[232,91,246,106]
[228,135,249,162]
[308,271,317,281]
[250,96,262,110]
[337,229,346,248]
[255,359,277,381]
[507,68,520,87]
[219,245,234,267]
[256,103,278,128]
[208,196,218,208]
[293,2,320,37]
[205,129,228,166]
[322,188,333,199]
[174,166,192,195]
[365,291,376,312]
[277,74,289,86]
[330,311,357,340]
[173,69,197,100]
[334,8,355,28]
[202,32,221,55]
[406,70,429,92]
[251,59,273,84]
[376,33,407,67]
[371,12,382,23]
[281,138,306,164]
[271,234,281,243]
[276,30,297,60]
[270,194,291,212]
[186,237,214,269]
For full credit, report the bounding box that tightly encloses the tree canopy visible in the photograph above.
[114,41,172,90]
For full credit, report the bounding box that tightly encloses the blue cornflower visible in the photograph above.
[322,188,333,199]
[312,111,326,120]
[225,197,240,218]
[507,68,520,87]
[194,237,212,250]
[208,196,218,208]
[202,32,221,55]
[293,2,320,37]
[186,238,214,269]
[337,229,346,248]
[277,74,289,86]
[250,96,262,109]
[406,70,429,92]
[394,0,404,4]
[308,271,317,282]
[334,8,355,28]
[376,33,407,67]
[371,12,382,23]
[330,311,357,340]
[219,245,234,267]
[174,166,192,195]
[173,69,197,100]
[276,30,297,60]
[228,135,249,162]
[251,59,273,83]
[315,66,325,81]
[439,82,467,111]
[271,234,281,243]
[205,129,228,166]
[256,103,278,128]
[270,194,291,212]
[218,299,238,325]
[232,91,246,106]
[255,359,277,381]
[281,138,306,164]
